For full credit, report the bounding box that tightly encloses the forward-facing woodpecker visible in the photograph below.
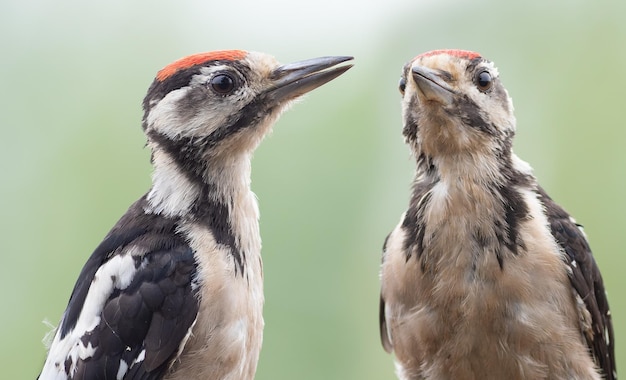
[39,50,353,380]
[378,50,615,380]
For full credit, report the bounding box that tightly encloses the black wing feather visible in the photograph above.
[379,233,393,353]
[537,186,616,380]
[379,180,434,353]
[44,196,200,380]
[60,225,147,340]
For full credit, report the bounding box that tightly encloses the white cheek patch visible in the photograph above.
[147,87,231,140]
[147,88,189,139]
[40,254,138,379]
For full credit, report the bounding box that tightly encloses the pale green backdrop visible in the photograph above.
[2,0,624,379]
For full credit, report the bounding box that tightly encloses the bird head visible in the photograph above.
[399,50,515,165]
[141,50,353,177]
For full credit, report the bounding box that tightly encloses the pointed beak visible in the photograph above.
[411,65,455,105]
[266,56,353,103]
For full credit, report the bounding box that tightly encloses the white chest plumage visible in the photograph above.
[381,181,601,379]
[165,191,264,380]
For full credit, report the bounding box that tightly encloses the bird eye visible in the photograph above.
[209,74,236,95]
[476,71,493,92]
[399,77,406,95]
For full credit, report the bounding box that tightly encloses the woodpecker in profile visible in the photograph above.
[39,50,353,380]
[379,50,615,380]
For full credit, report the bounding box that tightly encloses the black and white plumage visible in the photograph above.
[379,50,615,380]
[39,50,353,380]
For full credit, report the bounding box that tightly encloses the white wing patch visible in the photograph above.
[116,359,128,380]
[133,349,146,366]
[39,253,138,379]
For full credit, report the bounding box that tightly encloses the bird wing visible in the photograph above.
[379,180,433,354]
[379,233,393,353]
[40,196,199,380]
[536,186,616,380]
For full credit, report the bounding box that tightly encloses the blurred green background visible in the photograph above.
[2,0,624,378]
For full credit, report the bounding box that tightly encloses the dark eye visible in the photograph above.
[209,74,236,95]
[476,71,493,92]
[399,77,406,95]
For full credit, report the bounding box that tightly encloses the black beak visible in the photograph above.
[267,56,353,103]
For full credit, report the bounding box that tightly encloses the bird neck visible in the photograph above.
[414,151,531,223]
[414,151,534,234]
[146,148,253,218]
[147,147,263,279]
[425,152,505,190]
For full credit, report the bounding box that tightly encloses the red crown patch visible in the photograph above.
[157,50,248,81]
[416,49,481,61]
